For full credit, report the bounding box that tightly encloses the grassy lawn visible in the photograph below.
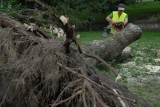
[130,31,160,50]
[78,31,107,43]
[140,31,160,40]
[126,31,160,107]
[79,31,160,43]
[129,31,160,60]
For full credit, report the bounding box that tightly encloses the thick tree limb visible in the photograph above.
[92,23,142,61]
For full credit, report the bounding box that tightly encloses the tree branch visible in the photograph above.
[83,52,122,81]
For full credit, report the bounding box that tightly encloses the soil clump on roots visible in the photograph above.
[0,12,151,107]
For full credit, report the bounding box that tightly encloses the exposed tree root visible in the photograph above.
[83,52,122,81]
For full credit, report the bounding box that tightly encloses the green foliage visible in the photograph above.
[53,0,113,29]
[20,0,136,30]
[126,1,160,21]
[127,79,160,107]
[0,0,21,13]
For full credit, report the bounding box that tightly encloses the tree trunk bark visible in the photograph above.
[92,23,142,61]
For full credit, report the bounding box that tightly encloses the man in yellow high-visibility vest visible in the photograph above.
[106,3,128,34]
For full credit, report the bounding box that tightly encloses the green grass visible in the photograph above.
[79,31,160,43]
[139,31,160,41]
[130,31,160,53]
[121,31,160,107]
[133,31,160,45]
[78,31,107,43]
[128,79,160,107]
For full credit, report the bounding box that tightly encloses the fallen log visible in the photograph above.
[91,24,142,61]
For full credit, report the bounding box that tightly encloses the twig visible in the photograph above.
[112,89,128,107]
[0,82,12,107]
[84,80,97,107]
[82,81,88,107]
[53,79,82,104]
[51,90,82,107]
[84,80,109,107]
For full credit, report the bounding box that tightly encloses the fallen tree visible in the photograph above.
[0,11,151,107]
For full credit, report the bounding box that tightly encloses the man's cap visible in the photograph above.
[118,3,125,11]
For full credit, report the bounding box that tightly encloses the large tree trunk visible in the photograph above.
[91,24,142,61]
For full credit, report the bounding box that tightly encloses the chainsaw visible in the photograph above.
[112,22,124,30]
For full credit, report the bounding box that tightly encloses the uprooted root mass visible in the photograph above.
[0,12,150,107]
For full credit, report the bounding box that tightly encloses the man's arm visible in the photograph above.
[106,12,116,24]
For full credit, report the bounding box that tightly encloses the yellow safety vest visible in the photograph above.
[111,11,127,33]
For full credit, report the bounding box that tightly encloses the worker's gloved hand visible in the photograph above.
[113,22,124,30]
